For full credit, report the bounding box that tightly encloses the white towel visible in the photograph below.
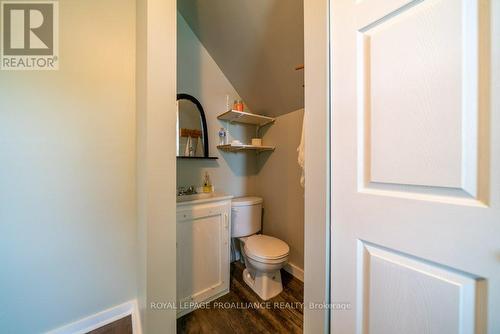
[297,113,305,187]
[195,137,204,157]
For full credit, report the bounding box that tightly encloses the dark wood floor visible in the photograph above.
[87,315,132,334]
[177,261,304,334]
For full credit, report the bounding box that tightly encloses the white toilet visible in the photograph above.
[231,196,290,300]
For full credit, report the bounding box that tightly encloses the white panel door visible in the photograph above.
[330,0,499,333]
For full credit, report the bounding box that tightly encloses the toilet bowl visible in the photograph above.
[231,197,290,300]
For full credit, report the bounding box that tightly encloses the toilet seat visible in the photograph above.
[243,234,289,263]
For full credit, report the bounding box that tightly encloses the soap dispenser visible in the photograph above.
[203,172,213,193]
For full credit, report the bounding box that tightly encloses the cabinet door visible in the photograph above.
[177,203,230,310]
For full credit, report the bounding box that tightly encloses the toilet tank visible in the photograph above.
[231,196,263,237]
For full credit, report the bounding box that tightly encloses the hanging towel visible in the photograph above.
[195,136,204,157]
[297,112,305,187]
[184,136,192,157]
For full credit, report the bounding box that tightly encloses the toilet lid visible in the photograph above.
[244,235,289,260]
[232,196,263,207]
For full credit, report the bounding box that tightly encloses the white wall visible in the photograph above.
[177,13,258,197]
[257,109,305,269]
[136,0,178,333]
[0,1,137,332]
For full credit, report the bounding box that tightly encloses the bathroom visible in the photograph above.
[3,0,500,332]
[175,1,305,332]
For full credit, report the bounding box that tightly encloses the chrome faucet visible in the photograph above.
[177,186,197,196]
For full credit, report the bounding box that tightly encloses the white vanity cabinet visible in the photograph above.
[176,195,232,317]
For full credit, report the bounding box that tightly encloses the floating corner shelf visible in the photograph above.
[217,144,275,153]
[177,156,219,160]
[217,110,275,127]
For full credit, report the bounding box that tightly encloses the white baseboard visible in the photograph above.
[284,262,304,282]
[46,299,142,334]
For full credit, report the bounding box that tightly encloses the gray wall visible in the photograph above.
[177,13,258,197]
[0,1,137,332]
[257,109,305,269]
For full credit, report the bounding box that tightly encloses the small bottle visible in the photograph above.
[218,128,226,145]
[203,172,213,193]
[236,100,244,112]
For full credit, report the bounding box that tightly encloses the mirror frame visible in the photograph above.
[177,93,210,158]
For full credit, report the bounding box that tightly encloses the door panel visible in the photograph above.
[176,202,230,313]
[177,214,223,301]
[364,0,463,188]
[331,0,498,333]
[357,0,485,203]
[357,241,485,334]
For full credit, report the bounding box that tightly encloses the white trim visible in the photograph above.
[284,262,304,282]
[46,299,142,334]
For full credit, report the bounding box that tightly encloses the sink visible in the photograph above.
[176,192,217,203]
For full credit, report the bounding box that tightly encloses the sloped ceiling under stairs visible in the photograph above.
[178,0,304,117]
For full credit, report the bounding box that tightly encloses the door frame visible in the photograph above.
[303,0,332,333]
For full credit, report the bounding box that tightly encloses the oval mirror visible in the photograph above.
[176,94,210,158]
